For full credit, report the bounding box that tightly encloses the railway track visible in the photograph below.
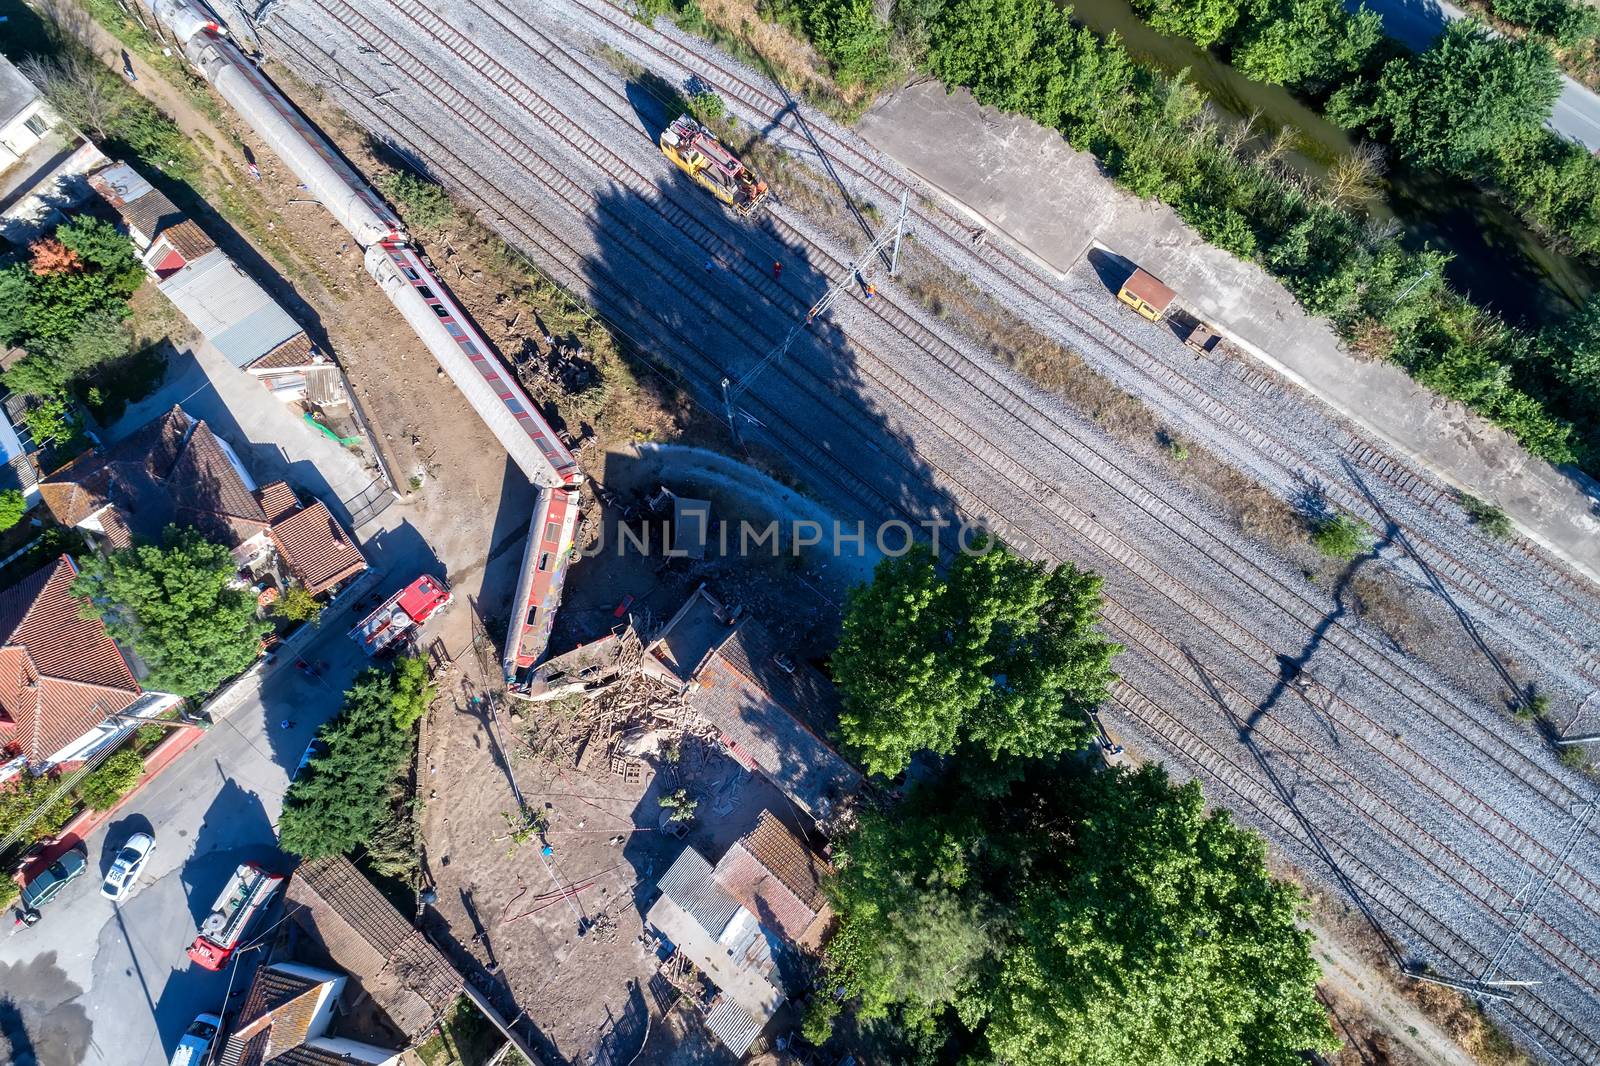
[562,0,1600,692]
[364,0,1598,833]
[259,7,1600,1058]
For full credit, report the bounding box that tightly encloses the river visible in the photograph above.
[1065,0,1597,327]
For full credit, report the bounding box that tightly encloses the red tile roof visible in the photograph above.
[248,333,318,372]
[169,422,269,544]
[160,219,216,260]
[0,557,140,762]
[255,481,301,524]
[269,501,366,596]
[221,965,328,1066]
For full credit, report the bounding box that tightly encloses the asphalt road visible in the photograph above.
[1355,0,1600,150]
[0,588,391,1066]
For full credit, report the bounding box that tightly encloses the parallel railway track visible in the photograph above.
[260,7,1600,1058]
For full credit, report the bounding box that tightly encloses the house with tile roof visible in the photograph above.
[86,161,347,406]
[217,961,402,1066]
[284,856,463,1043]
[646,586,861,826]
[645,810,832,1058]
[0,555,180,777]
[40,406,366,596]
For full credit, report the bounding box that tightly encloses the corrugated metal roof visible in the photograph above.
[159,251,302,368]
[704,995,764,1057]
[657,847,740,937]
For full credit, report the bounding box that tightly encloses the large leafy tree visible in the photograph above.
[831,543,1118,777]
[74,526,269,697]
[816,762,1337,1063]
[1329,21,1561,175]
[277,659,428,859]
[1131,0,1244,47]
[1229,0,1383,89]
[986,767,1335,1065]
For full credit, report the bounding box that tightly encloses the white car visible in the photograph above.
[169,1013,220,1066]
[100,832,155,901]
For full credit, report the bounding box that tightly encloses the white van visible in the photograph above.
[170,1013,221,1066]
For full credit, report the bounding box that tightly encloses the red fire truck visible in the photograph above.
[350,575,452,657]
[187,863,285,970]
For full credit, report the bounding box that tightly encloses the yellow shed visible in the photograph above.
[1117,268,1177,322]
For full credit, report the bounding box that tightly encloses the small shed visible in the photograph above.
[1117,268,1176,322]
[1184,322,1221,355]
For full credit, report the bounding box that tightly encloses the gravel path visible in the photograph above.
[245,2,1600,1059]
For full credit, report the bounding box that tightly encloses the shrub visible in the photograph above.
[275,583,323,625]
[0,490,27,532]
[1558,744,1589,769]
[1310,513,1371,559]
[689,89,726,123]
[0,875,18,911]
[75,749,146,811]
[1460,493,1514,538]
[0,771,76,845]
[800,0,897,88]
[379,171,457,230]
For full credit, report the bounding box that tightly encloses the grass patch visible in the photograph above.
[414,996,516,1066]
[1459,492,1514,539]
[76,341,167,425]
[1310,513,1372,560]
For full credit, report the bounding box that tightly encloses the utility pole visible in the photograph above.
[726,192,911,414]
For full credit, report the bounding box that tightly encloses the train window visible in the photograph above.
[544,520,561,542]
[536,439,557,457]
[418,285,435,299]
[402,266,420,281]
[537,552,552,572]
[460,341,478,355]
[432,304,450,319]
[526,605,538,626]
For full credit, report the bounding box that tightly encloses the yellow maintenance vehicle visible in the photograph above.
[659,114,769,216]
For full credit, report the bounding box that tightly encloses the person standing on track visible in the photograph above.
[772,260,783,281]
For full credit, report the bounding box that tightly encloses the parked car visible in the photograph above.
[168,1013,221,1066]
[292,739,327,781]
[16,847,88,924]
[101,832,155,901]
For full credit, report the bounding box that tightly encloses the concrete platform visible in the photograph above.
[857,81,1600,583]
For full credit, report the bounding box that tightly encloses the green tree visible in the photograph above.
[1490,0,1600,48]
[832,543,1118,777]
[822,801,996,1034]
[1132,0,1244,46]
[1330,21,1560,174]
[73,526,270,697]
[389,653,435,731]
[984,767,1336,1065]
[819,762,1336,1062]
[274,583,323,625]
[75,749,145,811]
[56,216,144,297]
[0,490,27,532]
[22,394,81,447]
[801,0,897,87]
[277,659,424,859]
[1230,0,1383,89]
